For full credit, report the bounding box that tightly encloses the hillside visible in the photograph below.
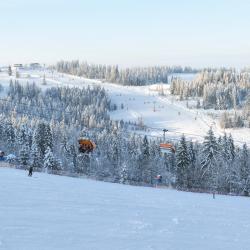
[0,68,249,145]
[0,167,249,250]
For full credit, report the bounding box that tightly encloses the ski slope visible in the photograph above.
[0,68,249,145]
[0,167,249,250]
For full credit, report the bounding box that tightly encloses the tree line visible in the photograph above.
[55,60,198,86]
[170,69,250,128]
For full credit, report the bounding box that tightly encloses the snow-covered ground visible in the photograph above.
[0,167,249,250]
[168,73,197,83]
[0,68,249,145]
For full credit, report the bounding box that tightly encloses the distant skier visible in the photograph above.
[212,191,215,199]
[28,166,33,177]
[155,175,162,187]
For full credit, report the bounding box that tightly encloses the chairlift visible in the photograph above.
[78,138,96,153]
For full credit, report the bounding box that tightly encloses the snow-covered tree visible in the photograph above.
[19,145,29,167]
[176,135,190,188]
[119,163,129,184]
[30,142,43,170]
[187,141,196,188]
[239,144,250,195]
[201,128,218,190]
[44,147,60,172]
[8,65,12,76]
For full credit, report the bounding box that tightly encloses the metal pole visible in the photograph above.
[163,129,168,142]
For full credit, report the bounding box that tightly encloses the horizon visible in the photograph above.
[1,0,250,68]
[0,61,247,70]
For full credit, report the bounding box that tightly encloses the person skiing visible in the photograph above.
[155,175,162,187]
[28,166,33,177]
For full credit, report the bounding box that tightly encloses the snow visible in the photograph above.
[0,167,249,250]
[168,73,197,83]
[0,68,249,146]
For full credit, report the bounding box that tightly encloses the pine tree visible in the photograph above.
[5,121,16,151]
[107,131,120,179]
[127,135,140,182]
[33,122,53,156]
[220,133,236,193]
[176,135,190,188]
[149,141,163,183]
[187,141,196,188]
[44,124,53,150]
[19,145,29,167]
[140,135,151,183]
[68,144,77,172]
[221,133,229,160]
[30,143,43,170]
[119,163,129,184]
[76,153,90,175]
[201,128,218,190]
[17,125,28,147]
[228,134,235,161]
[44,147,59,172]
[8,65,12,76]
[227,134,237,193]
[239,144,250,195]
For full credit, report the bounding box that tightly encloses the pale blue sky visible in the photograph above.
[1,0,250,67]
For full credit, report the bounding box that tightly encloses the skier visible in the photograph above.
[155,175,162,187]
[28,166,33,177]
[212,191,215,199]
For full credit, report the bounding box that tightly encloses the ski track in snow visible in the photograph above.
[0,167,250,250]
[0,69,249,145]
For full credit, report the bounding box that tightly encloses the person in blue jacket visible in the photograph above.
[28,166,33,177]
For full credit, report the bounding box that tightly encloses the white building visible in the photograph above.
[12,64,24,71]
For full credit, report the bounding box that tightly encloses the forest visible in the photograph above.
[0,80,249,196]
[55,60,198,86]
[170,69,250,128]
